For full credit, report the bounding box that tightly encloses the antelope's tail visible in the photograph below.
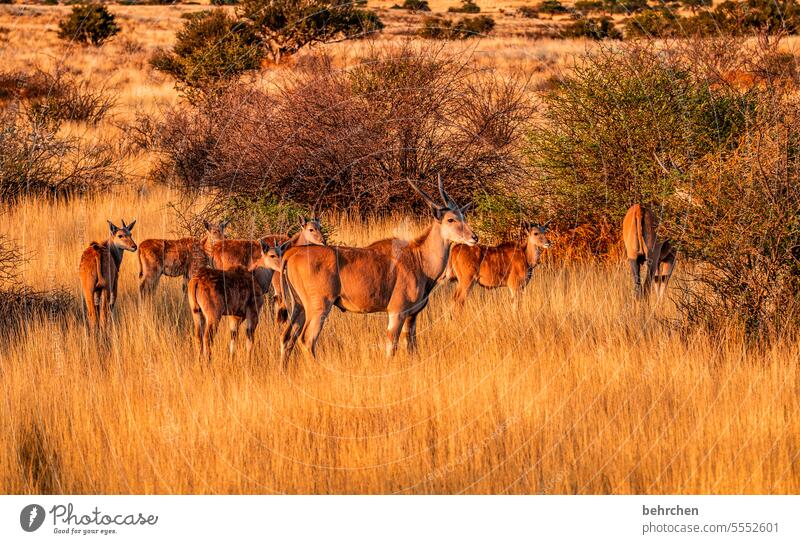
[188,278,201,314]
[636,208,649,261]
[137,251,144,278]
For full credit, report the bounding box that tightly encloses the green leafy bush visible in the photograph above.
[238,0,384,61]
[448,0,480,13]
[562,16,622,39]
[58,4,120,46]
[394,0,430,9]
[150,10,264,98]
[536,0,568,14]
[527,43,755,229]
[624,9,681,38]
[225,195,313,238]
[419,14,495,38]
[471,193,534,244]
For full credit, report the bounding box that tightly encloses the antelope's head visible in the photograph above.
[523,220,552,249]
[203,219,229,243]
[256,239,292,272]
[108,219,137,252]
[409,175,478,246]
[299,216,326,245]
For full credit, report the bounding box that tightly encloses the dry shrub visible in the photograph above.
[0,286,76,339]
[149,41,532,215]
[0,111,123,202]
[0,69,114,125]
[0,232,76,340]
[663,100,800,339]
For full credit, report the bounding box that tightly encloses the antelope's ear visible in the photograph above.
[203,219,211,231]
[279,239,292,254]
[543,219,552,230]
[108,220,119,234]
[259,239,269,253]
[460,202,472,214]
[432,205,446,222]
[299,215,307,226]
[126,219,136,232]
[220,218,231,230]
[521,220,530,231]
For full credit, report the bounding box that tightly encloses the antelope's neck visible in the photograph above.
[109,239,124,268]
[418,222,451,280]
[525,241,542,268]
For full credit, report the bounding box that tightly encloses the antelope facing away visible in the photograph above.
[280,176,477,366]
[79,219,138,330]
[210,216,326,321]
[622,204,677,298]
[188,240,290,362]
[137,219,228,297]
[447,221,551,307]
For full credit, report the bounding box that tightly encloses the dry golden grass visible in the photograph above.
[2,3,800,495]
[1,187,800,494]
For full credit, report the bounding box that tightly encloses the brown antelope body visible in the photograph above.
[79,220,137,329]
[188,240,290,362]
[448,221,551,306]
[622,204,677,298]
[210,217,326,321]
[280,177,477,366]
[137,220,228,297]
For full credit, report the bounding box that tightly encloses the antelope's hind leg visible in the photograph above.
[228,316,243,361]
[300,301,332,359]
[628,258,643,298]
[281,305,305,369]
[191,305,206,361]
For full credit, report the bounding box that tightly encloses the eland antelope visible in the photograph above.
[279,176,477,366]
[137,219,228,297]
[622,204,676,298]
[210,216,326,322]
[79,219,137,330]
[188,240,290,362]
[447,221,551,306]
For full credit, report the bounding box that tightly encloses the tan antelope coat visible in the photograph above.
[79,220,137,329]
[137,220,227,297]
[188,240,289,362]
[280,177,477,365]
[448,222,551,305]
[209,218,326,322]
[622,204,677,298]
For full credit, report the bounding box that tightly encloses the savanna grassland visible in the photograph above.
[1,2,800,494]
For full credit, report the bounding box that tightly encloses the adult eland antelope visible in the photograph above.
[447,221,551,306]
[622,204,677,298]
[279,176,477,366]
[137,219,228,297]
[79,219,137,330]
[188,239,290,362]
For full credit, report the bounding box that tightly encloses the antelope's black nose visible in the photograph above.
[471,234,479,243]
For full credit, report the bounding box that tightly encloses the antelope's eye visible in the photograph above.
[447,218,455,223]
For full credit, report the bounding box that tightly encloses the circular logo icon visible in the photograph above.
[20,504,45,532]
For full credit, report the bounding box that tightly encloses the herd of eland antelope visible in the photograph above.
[78,178,676,366]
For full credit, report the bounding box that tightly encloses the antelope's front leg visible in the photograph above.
[386,313,404,358]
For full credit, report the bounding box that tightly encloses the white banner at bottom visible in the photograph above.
[1,495,797,543]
